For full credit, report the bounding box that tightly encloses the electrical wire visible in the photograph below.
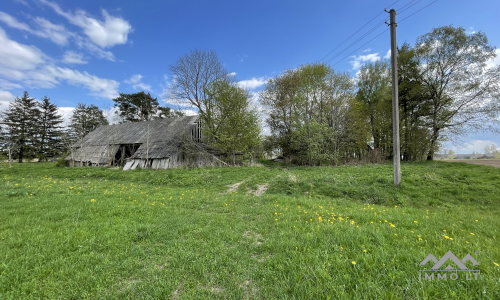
[399,0,439,23]
[394,0,420,12]
[398,0,424,14]
[330,29,389,66]
[326,21,386,63]
[319,0,401,62]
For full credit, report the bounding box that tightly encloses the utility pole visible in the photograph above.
[386,8,401,185]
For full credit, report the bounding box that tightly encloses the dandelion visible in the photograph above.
[466,241,469,243]
[470,233,475,235]
[494,262,499,267]
[443,230,446,232]
[90,199,95,202]
[352,261,356,265]
[475,220,478,222]
[363,250,367,253]
[414,221,418,223]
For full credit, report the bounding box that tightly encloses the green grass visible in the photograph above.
[0,161,499,299]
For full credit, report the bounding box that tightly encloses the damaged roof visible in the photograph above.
[66,116,201,162]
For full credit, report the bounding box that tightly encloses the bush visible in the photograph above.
[55,153,69,167]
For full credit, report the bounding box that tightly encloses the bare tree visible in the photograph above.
[167,49,228,121]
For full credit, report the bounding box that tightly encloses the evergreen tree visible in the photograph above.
[69,103,109,140]
[36,96,64,161]
[1,91,40,162]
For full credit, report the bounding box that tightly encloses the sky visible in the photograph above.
[0,0,499,153]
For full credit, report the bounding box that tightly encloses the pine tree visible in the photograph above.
[36,96,64,161]
[69,103,109,140]
[1,91,40,162]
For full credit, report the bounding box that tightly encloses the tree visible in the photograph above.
[0,91,40,162]
[398,42,435,161]
[484,144,492,154]
[113,91,178,123]
[69,103,109,140]
[36,96,64,161]
[448,149,455,159]
[167,49,228,123]
[202,80,261,163]
[261,63,359,165]
[356,60,393,159]
[413,26,500,160]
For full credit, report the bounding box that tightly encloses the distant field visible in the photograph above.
[0,162,499,299]
[443,159,500,168]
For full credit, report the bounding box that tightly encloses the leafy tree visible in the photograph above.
[113,91,179,123]
[69,103,109,140]
[356,60,393,158]
[448,149,455,159]
[36,96,64,161]
[202,80,261,163]
[0,91,40,162]
[484,144,492,154]
[261,63,358,165]
[413,26,500,160]
[397,43,434,161]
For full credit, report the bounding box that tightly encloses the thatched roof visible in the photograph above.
[67,116,201,163]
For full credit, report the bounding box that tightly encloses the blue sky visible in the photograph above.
[0,0,499,153]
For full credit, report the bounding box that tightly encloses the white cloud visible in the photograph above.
[13,0,30,7]
[0,11,32,31]
[486,49,500,69]
[237,77,267,90]
[39,0,132,48]
[0,90,15,109]
[362,48,372,52]
[0,12,71,45]
[62,51,87,64]
[58,106,76,126]
[124,74,152,91]
[47,66,119,98]
[32,17,71,45]
[180,109,198,116]
[74,35,115,61]
[466,27,476,34]
[349,53,381,70]
[0,27,45,70]
[0,78,22,89]
[451,140,499,154]
[384,49,391,59]
[228,72,236,77]
[0,29,119,99]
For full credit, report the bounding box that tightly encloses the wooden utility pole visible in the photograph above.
[387,8,401,185]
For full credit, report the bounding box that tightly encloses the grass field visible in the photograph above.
[0,161,499,299]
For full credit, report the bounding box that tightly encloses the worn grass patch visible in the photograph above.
[0,161,499,299]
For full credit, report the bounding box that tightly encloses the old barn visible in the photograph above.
[65,116,222,170]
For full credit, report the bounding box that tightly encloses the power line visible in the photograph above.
[319,0,401,62]
[399,0,439,23]
[326,21,386,63]
[398,0,423,14]
[328,0,439,67]
[395,0,420,12]
[330,29,389,66]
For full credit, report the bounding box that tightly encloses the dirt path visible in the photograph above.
[443,159,500,168]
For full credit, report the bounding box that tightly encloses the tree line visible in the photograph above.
[1,25,499,166]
